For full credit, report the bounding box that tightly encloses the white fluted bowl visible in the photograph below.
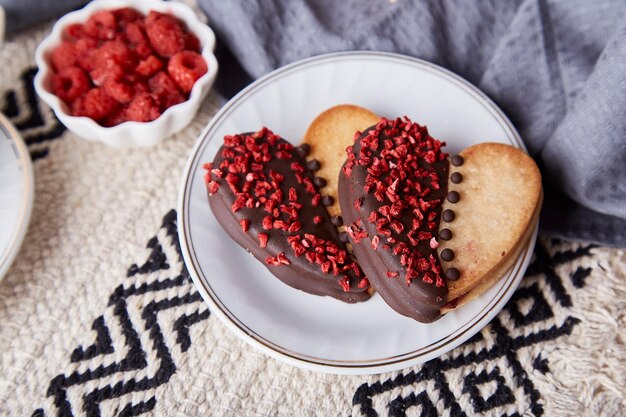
[34,0,218,147]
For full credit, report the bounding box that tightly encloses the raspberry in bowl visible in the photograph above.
[34,0,218,147]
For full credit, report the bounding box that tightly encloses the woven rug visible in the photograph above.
[0,10,624,417]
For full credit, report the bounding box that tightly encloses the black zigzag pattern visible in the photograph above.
[351,239,596,417]
[32,210,210,417]
[30,208,597,417]
[2,67,66,160]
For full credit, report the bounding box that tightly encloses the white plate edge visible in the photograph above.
[0,113,34,281]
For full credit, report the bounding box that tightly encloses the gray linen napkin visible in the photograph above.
[198,0,626,246]
[3,0,624,245]
[0,0,86,34]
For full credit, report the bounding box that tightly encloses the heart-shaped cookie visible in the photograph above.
[204,128,371,303]
[338,117,542,322]
[302,104,380,219]
[439,142,543,310]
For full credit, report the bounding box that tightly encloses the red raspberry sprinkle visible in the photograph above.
[338,276,351,292]
[357,278,370,289]
[343,117,449,287]
[206,129,368,294]
[266,252,290,266]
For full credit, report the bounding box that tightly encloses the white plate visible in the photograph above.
[178,52,538,375]
[0,113,34,281]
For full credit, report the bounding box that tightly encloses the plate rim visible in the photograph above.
[0,112,34,281]
[177,51,536,375]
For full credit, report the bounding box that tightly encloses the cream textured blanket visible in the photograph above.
[0,11,625,417]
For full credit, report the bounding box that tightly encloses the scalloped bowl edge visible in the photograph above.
[34,0,218,148]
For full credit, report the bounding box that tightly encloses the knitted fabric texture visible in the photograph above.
[0,5,625,417]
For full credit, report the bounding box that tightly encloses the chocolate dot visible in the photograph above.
[322,195,334,206]
[331,216,343,226]
[450,172,463,184]
[339,232,349,243]
[441,248,455,261]
[296,143,311,157]
[313,176,327,187]
[451,155,464,166]
[439,228,452,240]
[307,159,321,171]
[445,268,460,280]
[447,191,460,203]
[442,209,455,222]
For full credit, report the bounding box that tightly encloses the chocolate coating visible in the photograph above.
[313,176,327,187]
[442,209,455,222]
[296,143,311,157]
[338,119,449,323]
[451,155,464,166]
[440,248,455,261]
[206,130,370,303]
[307,159,321,171]
[445,268,460,280]
[439,228,452,240]
[447,191,460,203]
[450,172,462,184]
[331,216,344,226]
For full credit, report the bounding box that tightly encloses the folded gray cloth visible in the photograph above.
[198,0,626,246]
[1,0,86,34]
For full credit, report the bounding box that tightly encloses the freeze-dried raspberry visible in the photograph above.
[71,87,118,120]
[88,39,133,85]
[145,11,185,58]
[94,39,133,67]
[63,23,87,41]
[157,90,185,110]
[51,66,91,104]
[75,35,99,53]
[135,55,163,78]
[103,79,133,103]
[90,62,125,86]
[101,105,127,127]
[184,33,200,52]
[51,41,79,71]
[85,10,117,40]
[148,71,179,95]
[167,51,207,93]
[124,21,147,45]
[113,7,143,27]
[132,80,150,94]
[73,37,99,71]
[125,92,160,122]
[133,42,153,59]
[149,71,184,110]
